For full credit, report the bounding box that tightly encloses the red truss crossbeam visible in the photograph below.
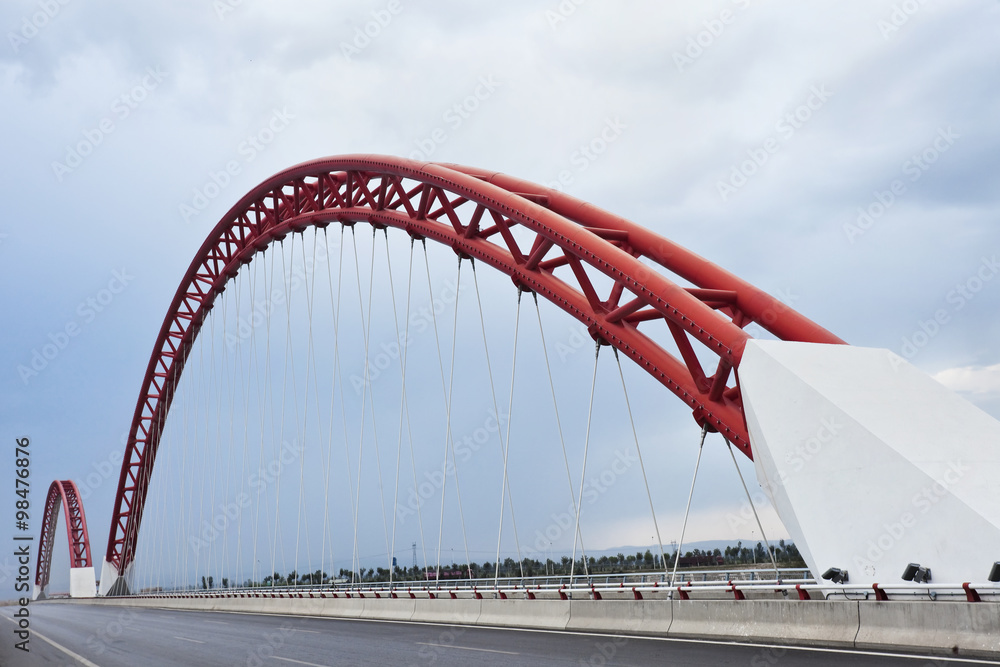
[36,480,92,590]
[104,155,843,576]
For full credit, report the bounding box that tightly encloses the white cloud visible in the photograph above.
[934,363,1000,396]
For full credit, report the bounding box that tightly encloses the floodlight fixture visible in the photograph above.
[821,567,848,584]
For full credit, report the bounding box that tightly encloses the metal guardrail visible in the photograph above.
[134,568,809,594]
[123,569,1000,603]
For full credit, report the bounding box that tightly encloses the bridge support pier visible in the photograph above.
[33,567,96,600]
[98,559,131,597]
[740,340,1000,589]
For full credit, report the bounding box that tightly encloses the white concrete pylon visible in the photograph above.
[70,566,97,598]
[98,559,131,597]
[739,340,1000,588]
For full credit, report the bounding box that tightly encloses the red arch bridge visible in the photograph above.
[37,156,1000,604]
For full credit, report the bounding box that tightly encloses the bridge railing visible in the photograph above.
[123,568,1000,603]
[135,568,812,594]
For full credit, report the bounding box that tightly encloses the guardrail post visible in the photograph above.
[962,583,982,602]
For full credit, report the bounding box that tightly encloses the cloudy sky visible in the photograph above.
[2,1,999,595]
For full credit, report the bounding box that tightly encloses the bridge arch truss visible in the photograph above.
[101,155,842,591]
[36,479,95,599]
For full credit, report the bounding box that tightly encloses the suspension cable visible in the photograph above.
[725,438,780,579]
[325,226,356,585]
[385,230,421,587]
[670,424,709,589]
[613,349,669,576]
[434,257,463,580]
[469,262,524,581]
[570,341,601,581]
[533,295,588,573]
[494,288,523,586]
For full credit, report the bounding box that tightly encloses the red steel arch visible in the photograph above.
[36,480,93,592]
[104,155,843,578]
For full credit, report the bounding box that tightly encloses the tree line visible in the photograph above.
[196,540,804,588]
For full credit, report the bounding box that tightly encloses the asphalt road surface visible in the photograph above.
[2,603,998,666]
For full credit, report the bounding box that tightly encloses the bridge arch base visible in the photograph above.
[34,480,96,599]
[98,560,131,597]
[741,340,1000,589]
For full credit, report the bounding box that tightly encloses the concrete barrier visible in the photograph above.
[410,598,481,625]
[567,600,671,635]
[669,600,860,648]
[360,597,416,622]
[856,601,1000,658]
[48,595,1000,658]
[477,599,571,630]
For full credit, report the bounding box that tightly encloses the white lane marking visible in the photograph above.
[295,629,322,634]
[274,657,330,667]
[417,641,519,655]
[174,635,205,644]
[1,613,102,667]
[202,619,230,625]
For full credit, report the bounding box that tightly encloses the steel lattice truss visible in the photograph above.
[105,155,843,575]
[36,480,92,590]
